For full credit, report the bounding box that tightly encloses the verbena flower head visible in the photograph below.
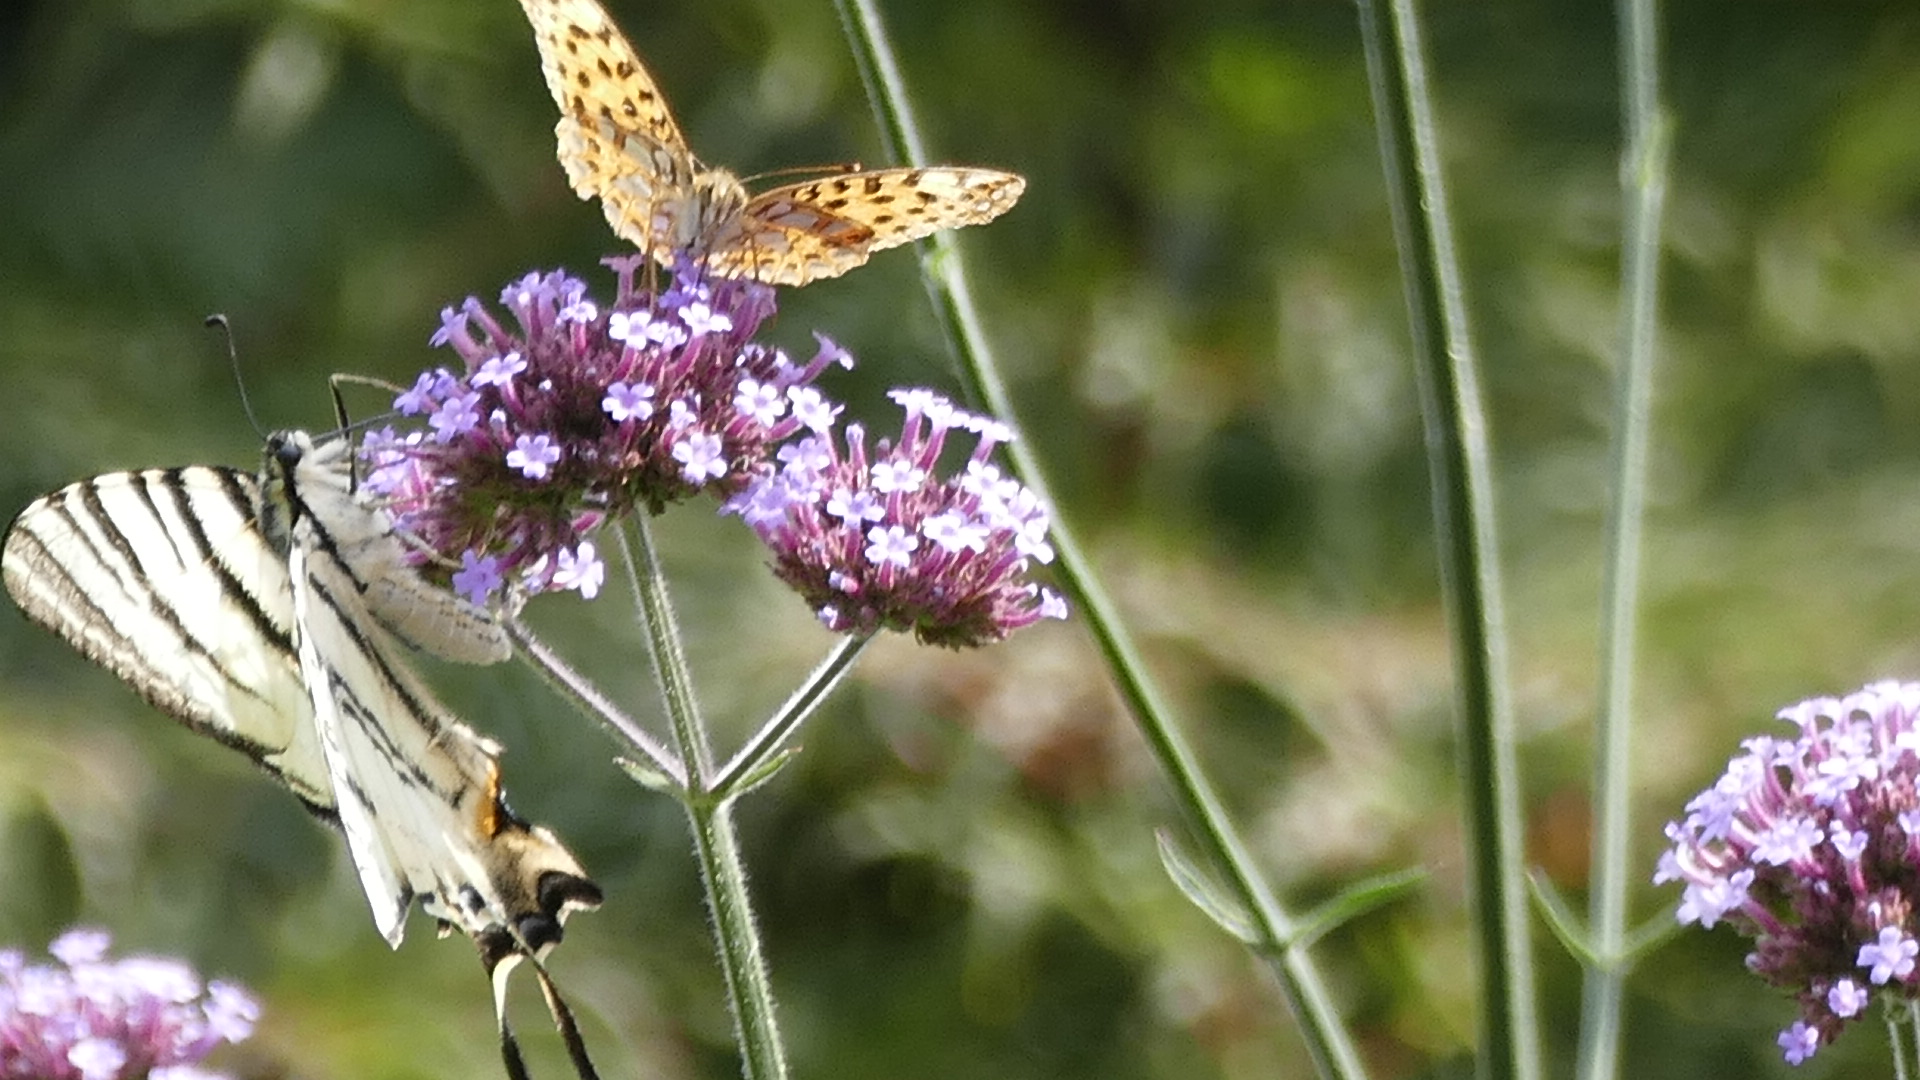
[362,257,845,603]
[1656,680,1920,1064]
[725,387,1067,648]
[0,927,259,1080]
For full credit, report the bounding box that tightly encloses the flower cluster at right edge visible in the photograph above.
[1657,680,1920,1064]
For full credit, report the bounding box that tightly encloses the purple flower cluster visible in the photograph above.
[365,260,1065,648]
[362,257,840,603]
[726,388,1067,648]
[1656,680,1920,1064]
[0,928,257,1080]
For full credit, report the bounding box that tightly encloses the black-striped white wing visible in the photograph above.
[2,432,600,957]
[264,431,600,950]
[2,465,332,808]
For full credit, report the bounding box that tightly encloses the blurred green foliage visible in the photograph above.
[3,0,1920,1077]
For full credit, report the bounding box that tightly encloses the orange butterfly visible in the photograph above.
[516,0,1026,285]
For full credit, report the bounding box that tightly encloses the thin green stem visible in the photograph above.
[711,633,871,797]
[505,616,686,788]
[1893,1000,1912,1080]
[613,520,788,1080]
[1908,1002,1920,1077]
[1356,0,1537,1077]
[1904,999,1920,1076]
[831,3,1366,1078]
[1576,1,1669,1077]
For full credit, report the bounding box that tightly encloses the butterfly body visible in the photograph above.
[521,0,1026,285]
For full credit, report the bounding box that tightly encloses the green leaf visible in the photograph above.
[1528,870,1600,966]
[1294,868,1426,948]
[1155,829,1260,945]
[615,755,681,794]
[1624,909,1682,962]
[716,747,801,803]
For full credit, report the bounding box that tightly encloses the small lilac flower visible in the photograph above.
[725,388,1067,647]
[507,432,563,480]
[870,460,926,494]
[604,381,655,423]
[825,488,885,526]
[922,510,989,555]
[472,351,527,389]
[811,332,852,370]
[1828,978,1868,1018]
[1778,1021,1821,1065]
[0,927,256,1079]
[452,551,506,605]
[1830,828,1869,861]
[548,542,605,600]
[672,430,727,483]
[363,260,818,600]
[680,300,733,337]
[606,309,650,343]
[1673,867,1751,930]
[1657,680,1920,1062]
[429,390,482,443]
[1752,817,1823,866]
[1860,926,1917,985]
[734,380,785,426]
[49,927,111,967]
[789,386,839,433]
[397,370,450,414]
[1036,589,1069,620]
[70,1038,129,1080]
[429,305,467,348]
[864,524,919,569]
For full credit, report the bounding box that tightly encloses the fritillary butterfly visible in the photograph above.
[516,0,1027,286]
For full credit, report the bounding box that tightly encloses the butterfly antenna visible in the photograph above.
[329,372,408,431]
[738,161,862,186]
[204,314,268,441]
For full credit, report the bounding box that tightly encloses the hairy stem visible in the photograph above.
[614,520,788,1080]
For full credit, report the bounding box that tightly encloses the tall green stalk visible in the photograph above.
[1576,1,1669,1077]
[829,2,1368,1077]
[1355,0,1537,1077]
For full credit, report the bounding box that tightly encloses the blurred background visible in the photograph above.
[2,0,1919,1077]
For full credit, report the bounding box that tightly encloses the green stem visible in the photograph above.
[614,519,788,1080]
[1909,1001,1920,1077]
[1356,0,1537,1077]
[831,3,1366,1078]
[1893,1000,1912,1080]
[1576,1,1669,1077]
[711,633,871,797]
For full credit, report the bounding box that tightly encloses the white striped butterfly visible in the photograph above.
[2,430,602,1079]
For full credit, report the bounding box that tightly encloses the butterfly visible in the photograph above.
[2,430,603,1079]
[515,0,1026,285]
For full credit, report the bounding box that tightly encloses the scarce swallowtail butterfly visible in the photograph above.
[2,429,603,1079]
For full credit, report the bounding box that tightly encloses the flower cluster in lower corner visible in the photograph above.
[361,256,849,604]
[726,388,1067,648]
[1655,679,1920,1065]
[0,927,258,1080]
